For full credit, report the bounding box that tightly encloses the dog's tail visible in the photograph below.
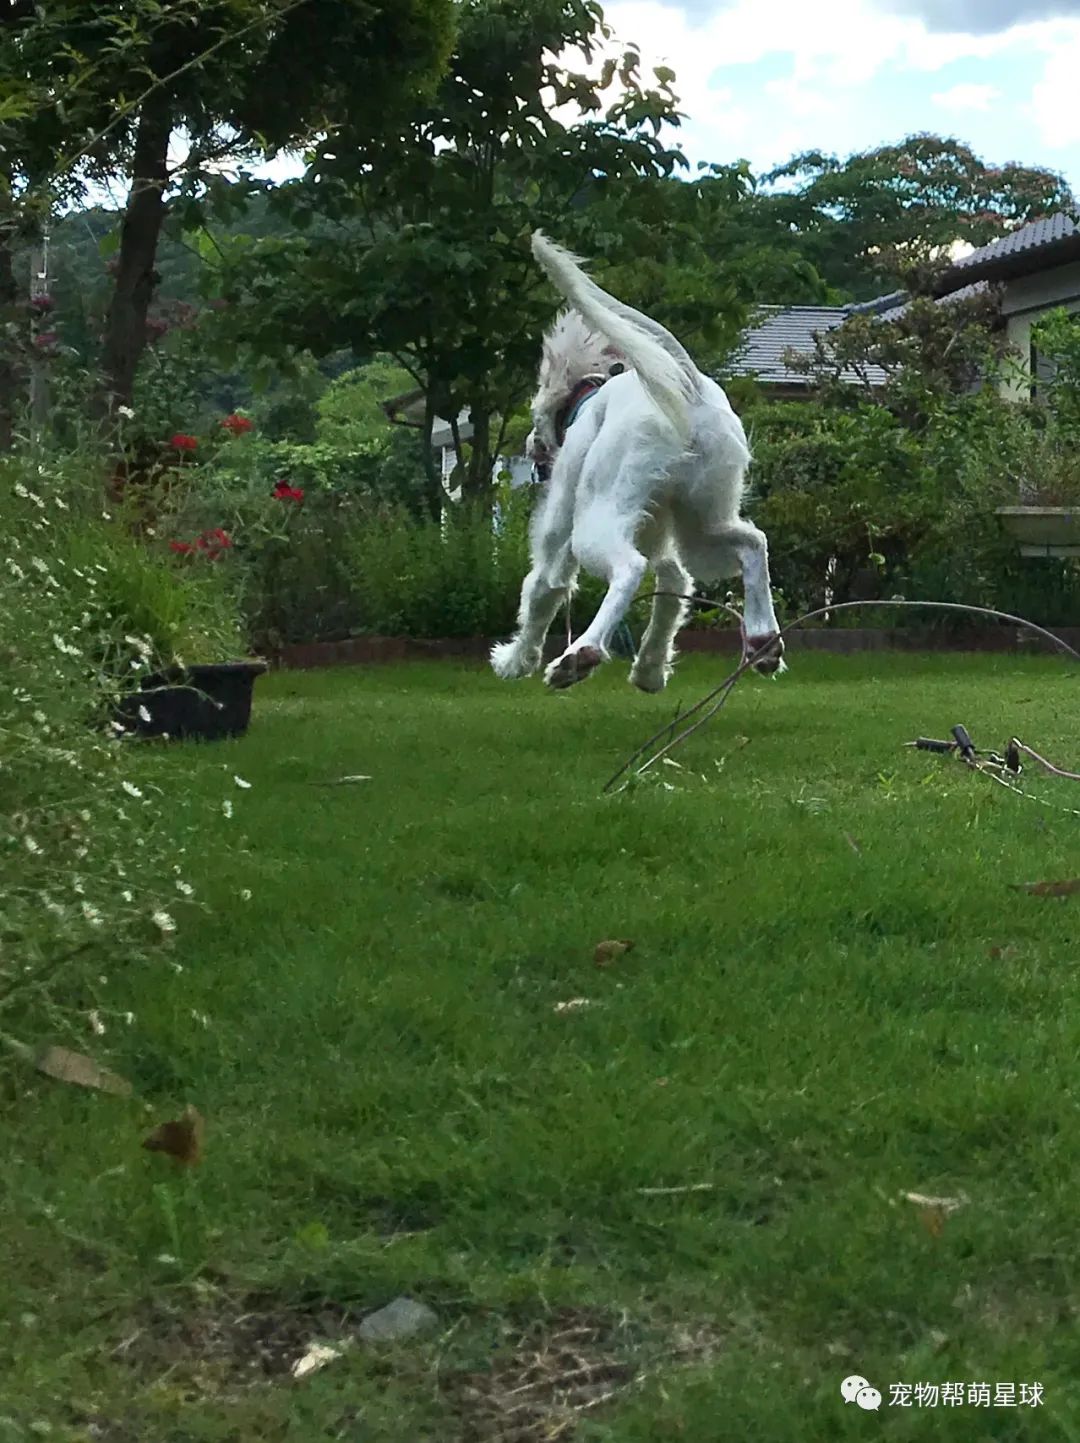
[531,231,697,440]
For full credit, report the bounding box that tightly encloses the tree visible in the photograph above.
[211,0,759,512]
[0,0,125,444]
[764,134,1074,299]
[85,0,455,414]
[784,261,1011,425]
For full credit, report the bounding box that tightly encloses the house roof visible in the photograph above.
[877,278,992,323]
[382,388,472,448]
[727,305,889,388]
[934,211,1080,294]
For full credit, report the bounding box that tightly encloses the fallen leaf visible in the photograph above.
[594,938,635,967]
[901,1190,967,1238]
[143,1104,205,1166]
[553,998,593,1013]
[988,944,1018,961]
[1010,878,1080,898]
[291,1342,343,1379]
[31,1043,132,1097]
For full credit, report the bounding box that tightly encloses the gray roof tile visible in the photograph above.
[878,278,991,322]
[728,305,889,387]
[951,212,1077,272]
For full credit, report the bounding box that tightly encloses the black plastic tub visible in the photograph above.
[115,660,268,741]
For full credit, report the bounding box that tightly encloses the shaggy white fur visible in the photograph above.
[492,232,784,693]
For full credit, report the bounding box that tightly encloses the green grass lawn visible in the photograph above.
[5,652,1080,1442]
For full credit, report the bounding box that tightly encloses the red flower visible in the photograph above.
[169,540,194,554]
[221,412,253,435]
[30,294,54,314]
[170,433,198,452]
[195,528,233,558]
[272,480,305,503]
[33,331,59,350]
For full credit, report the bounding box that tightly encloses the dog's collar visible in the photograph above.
[554,375,604,448]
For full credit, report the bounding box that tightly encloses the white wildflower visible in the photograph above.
[121,889,133,903]
[121,781,143,799]
[14,482,29,498]
[31,556,48,574]
[152,909,176,934]
[117,405,135,419]
[88,1010,105,1035]
[79,810,91,823]
[32,710,47,725]
[81,902,104,928]
[175,879,194,897]
[24,836,41,855]
[138,705,151,723]
[240,888,252,901]
[233,775,252,789]
[7,559,24,581]
[221,799,233,819]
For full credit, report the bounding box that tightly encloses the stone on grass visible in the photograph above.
[357,1296,438,1343]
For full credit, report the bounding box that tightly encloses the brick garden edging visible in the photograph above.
[272,626,1080,671]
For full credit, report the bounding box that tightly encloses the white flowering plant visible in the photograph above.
[1,448,243,1028]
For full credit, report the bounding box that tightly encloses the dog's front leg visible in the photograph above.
[491,563,573,679]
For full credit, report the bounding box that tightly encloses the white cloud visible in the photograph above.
[931,81,1000,111]
[1030,30,1080,148]
[594,1,1080,178]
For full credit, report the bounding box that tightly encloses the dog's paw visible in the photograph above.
[743,633,785,677]
[490,641,540,680]
[544,644,604,691]
[629,659,671,693]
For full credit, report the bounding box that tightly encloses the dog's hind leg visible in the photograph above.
[629,551,691,693]
[680,517,784,676]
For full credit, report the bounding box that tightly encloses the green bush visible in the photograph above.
[744,391,1080,628]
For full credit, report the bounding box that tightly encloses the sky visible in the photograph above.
[590,0,1080,188]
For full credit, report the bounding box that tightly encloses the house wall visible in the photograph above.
[998,260,1080,401]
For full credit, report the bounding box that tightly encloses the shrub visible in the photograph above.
[743,391,1080,627]
[1,448,244,1033]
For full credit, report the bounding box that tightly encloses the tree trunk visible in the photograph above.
[463,408,492,512]
[420,391,442,522]
[0,216,19,451]
[100,90,173,414]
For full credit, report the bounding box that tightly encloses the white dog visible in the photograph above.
[491,231,784,693]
